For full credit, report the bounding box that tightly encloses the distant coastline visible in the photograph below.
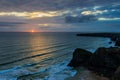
[76,32,120,38]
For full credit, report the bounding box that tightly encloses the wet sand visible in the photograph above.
[66,67,109,80]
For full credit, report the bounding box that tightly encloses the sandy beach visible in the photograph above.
[66,67,109,80]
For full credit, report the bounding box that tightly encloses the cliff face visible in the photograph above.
[68,47,120,79]
[68,48,92,67]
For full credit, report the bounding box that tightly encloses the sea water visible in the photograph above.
[0,32,113,80]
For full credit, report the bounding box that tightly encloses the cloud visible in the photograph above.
[0,0,119,32]
[98,18,120,21]
[0,0,119,11]
[0,0,119,20]
[0,22,26,27]
[93,4,120,18]
[65,15,98,23]
[0,11,60,19]
[81,10,108,15]
[62,4,120,21]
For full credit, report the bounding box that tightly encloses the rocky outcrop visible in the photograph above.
[68,47,120,79]
[115,40,120,46]
[68,48,92,67]
[76,33,120,39]
[88,47,120,77]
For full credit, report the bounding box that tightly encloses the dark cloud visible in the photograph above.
[96,4,120,10]
[100,10,120,18]
[65,15,98,23]
[0,0,119,11]
[0,0,119,20]
[0,0,119,32]
[96,5,120,18]
[0,22,26,27]
[62,4,120,20]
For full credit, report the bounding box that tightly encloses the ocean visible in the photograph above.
[0,32,112,80]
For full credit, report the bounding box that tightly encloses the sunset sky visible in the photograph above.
[0,0,120,32]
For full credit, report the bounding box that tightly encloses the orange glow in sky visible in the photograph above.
[31,30,35,32]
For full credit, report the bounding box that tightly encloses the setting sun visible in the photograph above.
[31,30,35,32]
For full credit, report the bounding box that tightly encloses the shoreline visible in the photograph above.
[0,32,119,80]
[67,33,120,80]
[66,68,109,80]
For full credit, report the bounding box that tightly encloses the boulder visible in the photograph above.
[68,48,92,67]
[88,47,120,77]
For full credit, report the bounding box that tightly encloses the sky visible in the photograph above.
[0,0,120,32]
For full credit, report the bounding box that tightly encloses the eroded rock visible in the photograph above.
[68,48,92,67]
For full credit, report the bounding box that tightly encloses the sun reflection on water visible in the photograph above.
[28,33,54,63]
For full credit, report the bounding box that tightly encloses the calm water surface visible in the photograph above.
[0,32,111,80]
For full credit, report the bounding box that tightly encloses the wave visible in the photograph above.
[0,34,114,80]
[0,46,71,66]
[0,42,69,56]
[0,54,76,80]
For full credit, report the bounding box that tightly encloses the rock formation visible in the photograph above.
[68,47,120,79]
